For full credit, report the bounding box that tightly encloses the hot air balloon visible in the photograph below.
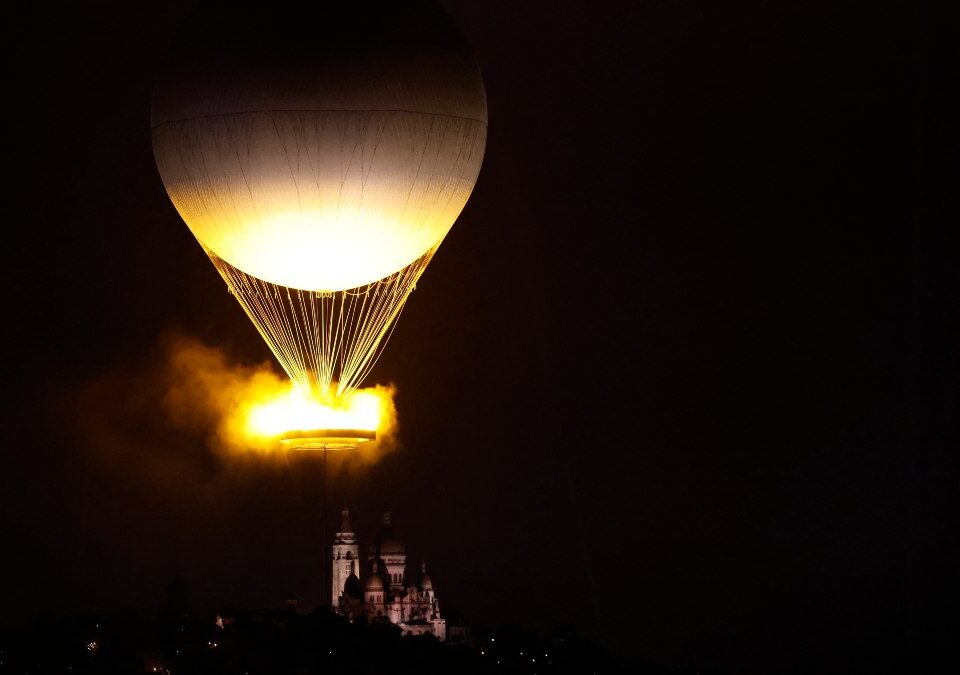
[151,1,487,408]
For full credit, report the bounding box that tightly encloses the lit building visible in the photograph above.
[332,508,446,640]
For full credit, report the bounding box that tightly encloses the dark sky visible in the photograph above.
[2,1,954,673]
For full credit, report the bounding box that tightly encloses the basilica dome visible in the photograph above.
[365,572,384,591]
[344,573,363,601]
[379,536,406,555]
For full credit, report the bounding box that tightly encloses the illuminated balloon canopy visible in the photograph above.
[152,1,487,400]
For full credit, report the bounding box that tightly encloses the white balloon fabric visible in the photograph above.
[152,1,487,292]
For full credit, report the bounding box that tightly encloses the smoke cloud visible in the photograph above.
[73,332,400,494]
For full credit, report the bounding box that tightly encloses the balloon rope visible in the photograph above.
[209,247,435,403]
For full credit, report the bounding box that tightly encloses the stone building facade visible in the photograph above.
[332,508,446,640]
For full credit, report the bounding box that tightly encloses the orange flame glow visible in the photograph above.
[244,386,385,440]
[158,335,397,458]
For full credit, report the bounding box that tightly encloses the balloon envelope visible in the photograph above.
[152,1,487,291]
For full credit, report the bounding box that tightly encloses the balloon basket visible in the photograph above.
[279,429,376,451]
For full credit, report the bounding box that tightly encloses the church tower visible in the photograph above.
[331,507,359,610]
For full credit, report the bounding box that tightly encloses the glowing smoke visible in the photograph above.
[75,333,399,476]
[161,335,398,460]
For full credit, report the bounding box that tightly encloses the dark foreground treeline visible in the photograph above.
[0,610,703,675]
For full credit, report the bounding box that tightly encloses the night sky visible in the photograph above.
[2,1,953,673]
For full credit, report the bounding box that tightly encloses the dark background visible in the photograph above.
[2,1,954,673]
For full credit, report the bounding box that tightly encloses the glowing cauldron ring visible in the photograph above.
[278,429,376,450]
